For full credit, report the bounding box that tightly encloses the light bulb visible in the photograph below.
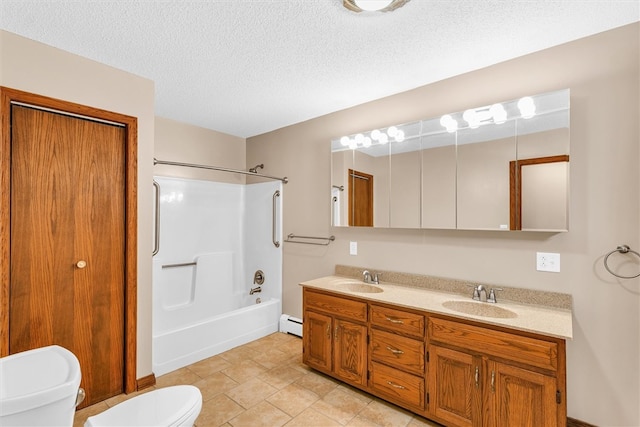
[440,114,458,133]
[348,140,357,150]
[387,126,398,137]
[340,136,350,146]
[379,133,389,144]
[363,137,372,148]
[371,129,381,141]
[463,109,476,124]
[353,0,394,11]
[355,133,365,145]
[518,96,536,119]
[490,103,507,124]
[395,130,405,142]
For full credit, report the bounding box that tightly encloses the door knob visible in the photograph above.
[76,260,87,269]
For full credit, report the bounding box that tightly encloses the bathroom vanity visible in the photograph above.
[300,270,572,427]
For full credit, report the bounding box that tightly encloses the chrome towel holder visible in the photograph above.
[285,233,335,246]
[604,244,640,279]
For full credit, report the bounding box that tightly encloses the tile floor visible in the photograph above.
[74,332,443,427]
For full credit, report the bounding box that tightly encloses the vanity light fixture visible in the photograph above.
[339,125,405,150]
[343,0,411,13]
[462,103,509,129]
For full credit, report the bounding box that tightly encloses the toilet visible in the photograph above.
[84,385,202,427]
[0,346,202,427]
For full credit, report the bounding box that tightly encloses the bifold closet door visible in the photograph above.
[9,104,126,408]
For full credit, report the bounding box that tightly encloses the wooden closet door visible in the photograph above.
[9,105,125,407]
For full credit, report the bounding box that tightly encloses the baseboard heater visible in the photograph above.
[279,314,303,338]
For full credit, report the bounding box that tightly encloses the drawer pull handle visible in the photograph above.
[491,370,495,392]
[334,326,339,340]
[387,381,406,390]
[386,346,404,355]
[326,324,331,340]
[475,366,480,388]
[386,317,404,324]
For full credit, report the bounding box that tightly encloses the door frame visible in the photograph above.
[0,87,138,394]
[348,168,374,226]
[509,155,570,230]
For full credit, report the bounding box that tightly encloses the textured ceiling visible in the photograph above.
[0,1,638,138]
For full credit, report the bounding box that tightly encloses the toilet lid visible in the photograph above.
[85,385,202,427]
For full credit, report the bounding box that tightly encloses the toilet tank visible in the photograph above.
[0,345,82,427]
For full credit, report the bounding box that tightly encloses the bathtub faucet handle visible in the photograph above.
[250,286,262,295]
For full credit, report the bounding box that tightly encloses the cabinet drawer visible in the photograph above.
[428,317,558,371]
[304,289,367,321]
[371,329,424,375]
[370,304,424,337]
[370,361,425,410]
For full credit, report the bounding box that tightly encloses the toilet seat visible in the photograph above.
[84,385,202,427]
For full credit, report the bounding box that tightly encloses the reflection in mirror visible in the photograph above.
[390,121,421,228]
[421,117,456,229]
[511,90,570,230]
[331,88,569,231]
[456,120,517,230]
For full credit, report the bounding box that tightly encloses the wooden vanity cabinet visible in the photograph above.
[368,304,426,412]
[428,316,566,427]
[302,289,368,387]
[302,287,566,427]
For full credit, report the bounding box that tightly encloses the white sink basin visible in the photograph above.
[442,300,517,319]
[336,282,384,293]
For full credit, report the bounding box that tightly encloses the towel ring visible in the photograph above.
[604,245,640,279]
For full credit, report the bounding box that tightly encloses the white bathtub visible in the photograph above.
[153,297,281,376]
[152,177,283,377]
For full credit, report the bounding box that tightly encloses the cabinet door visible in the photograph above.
[303,311,332,372]
[429,345,481,427]
[334,318,368,386]
[487,360,558,427]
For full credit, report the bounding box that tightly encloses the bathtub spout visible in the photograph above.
[249,286,262,295]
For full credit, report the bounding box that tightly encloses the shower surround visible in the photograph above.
[152,176,282,376]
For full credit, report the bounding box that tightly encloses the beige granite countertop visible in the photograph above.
[300,275,573,340]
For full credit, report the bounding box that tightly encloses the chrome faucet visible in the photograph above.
[362,270,371,283]
[471,284,502,303]
[362,270,381,284]
[249,286,262,295]
[472,284,487,302]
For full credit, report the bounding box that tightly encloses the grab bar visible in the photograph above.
[162,261,197,269]
[273,190,281,248]
[153,180,160,256]
[285,233,335,246]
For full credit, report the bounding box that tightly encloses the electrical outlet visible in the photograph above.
[349,241,357,255]
[536,252,560,272]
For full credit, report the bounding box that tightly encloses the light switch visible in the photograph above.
[536,252,560,272]
[350,241,357,255]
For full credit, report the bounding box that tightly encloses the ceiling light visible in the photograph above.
[343,0,411,13]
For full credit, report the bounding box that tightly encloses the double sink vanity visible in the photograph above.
[300,266,572,427]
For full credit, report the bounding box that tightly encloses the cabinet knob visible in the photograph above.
[76,260,87,269]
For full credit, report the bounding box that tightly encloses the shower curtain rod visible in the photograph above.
[154,158,288,184]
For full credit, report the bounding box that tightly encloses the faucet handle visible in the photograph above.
[487,288,503,303]
[372,272,382,284]
[467,284,481,300]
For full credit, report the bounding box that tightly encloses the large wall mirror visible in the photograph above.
[331,88,570,231]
